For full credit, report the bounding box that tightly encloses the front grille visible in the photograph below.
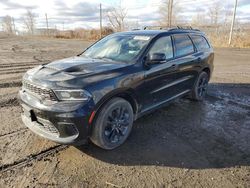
[37,117,59,135]
[22,80,57,101]
[22,105,59,136]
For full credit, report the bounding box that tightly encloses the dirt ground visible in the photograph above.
[0,35,249,188]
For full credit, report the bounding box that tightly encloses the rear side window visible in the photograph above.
[191,35,210,51]
[173,35,194,57]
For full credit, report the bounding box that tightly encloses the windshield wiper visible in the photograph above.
[94,57,115,62]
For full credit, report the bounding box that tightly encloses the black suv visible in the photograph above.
[19,28,214,150]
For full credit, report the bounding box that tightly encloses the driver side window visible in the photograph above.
[149,36,173,60]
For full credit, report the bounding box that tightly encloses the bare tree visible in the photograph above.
[23,10,35,35]
[159,0,182,27]
[2,15,13,34]
[102,27,114,36]
[125,20,140,30]
[106,2,127,32]
[208,0,223,26]
[223,4,233,27]
[191,12,206,27]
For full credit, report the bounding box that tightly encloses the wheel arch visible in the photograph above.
[202,67,211,80]
[89,88,139,127]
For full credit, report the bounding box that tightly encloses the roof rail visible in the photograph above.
[169,26,201,32]
[143,26,169,30]
[143,25,201,32]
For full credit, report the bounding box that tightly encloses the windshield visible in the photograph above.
[82,34,151,63]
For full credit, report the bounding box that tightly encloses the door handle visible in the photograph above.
[171,64,178,70]
[197,57,201,63]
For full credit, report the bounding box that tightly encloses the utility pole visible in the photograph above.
[45,13,49,36]
[228,0,238,46]
[169,0,173,27]
[168,0,170,27]
[12,17,16,35]
[99,3,103,38]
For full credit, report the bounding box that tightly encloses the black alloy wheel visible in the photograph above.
[90,97,134,150]
[191,71,209,101]
[197,76,208,97]
[104,105,130,144]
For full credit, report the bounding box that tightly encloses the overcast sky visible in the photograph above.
[0,0,249,31]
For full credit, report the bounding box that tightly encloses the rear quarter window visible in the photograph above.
[173,35,194,57]
[191,35,210,51]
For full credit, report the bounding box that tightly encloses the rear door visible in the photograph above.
[189,34,214,70]
[170,34,200,92]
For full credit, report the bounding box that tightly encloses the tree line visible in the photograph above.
[1,0,249,47]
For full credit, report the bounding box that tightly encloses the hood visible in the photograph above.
[24,56,129,88]
[45,56,127,74]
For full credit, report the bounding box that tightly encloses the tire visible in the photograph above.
[190,71,209,101]
[90,97,134,150]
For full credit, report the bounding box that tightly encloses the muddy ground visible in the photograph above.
[0,35,249,188]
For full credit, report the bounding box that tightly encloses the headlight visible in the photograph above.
[53,89,92,101]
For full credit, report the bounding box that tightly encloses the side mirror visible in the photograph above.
[148,53,166,64]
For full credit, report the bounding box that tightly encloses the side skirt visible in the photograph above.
[135,89,190,120]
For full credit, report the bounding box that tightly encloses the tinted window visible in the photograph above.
[149,36,173,60]
[173,35,194,57]
[191,35,210,51]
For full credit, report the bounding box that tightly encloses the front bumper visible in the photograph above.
[19,90,95,145]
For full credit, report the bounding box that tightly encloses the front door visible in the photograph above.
[141,35,180,111]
